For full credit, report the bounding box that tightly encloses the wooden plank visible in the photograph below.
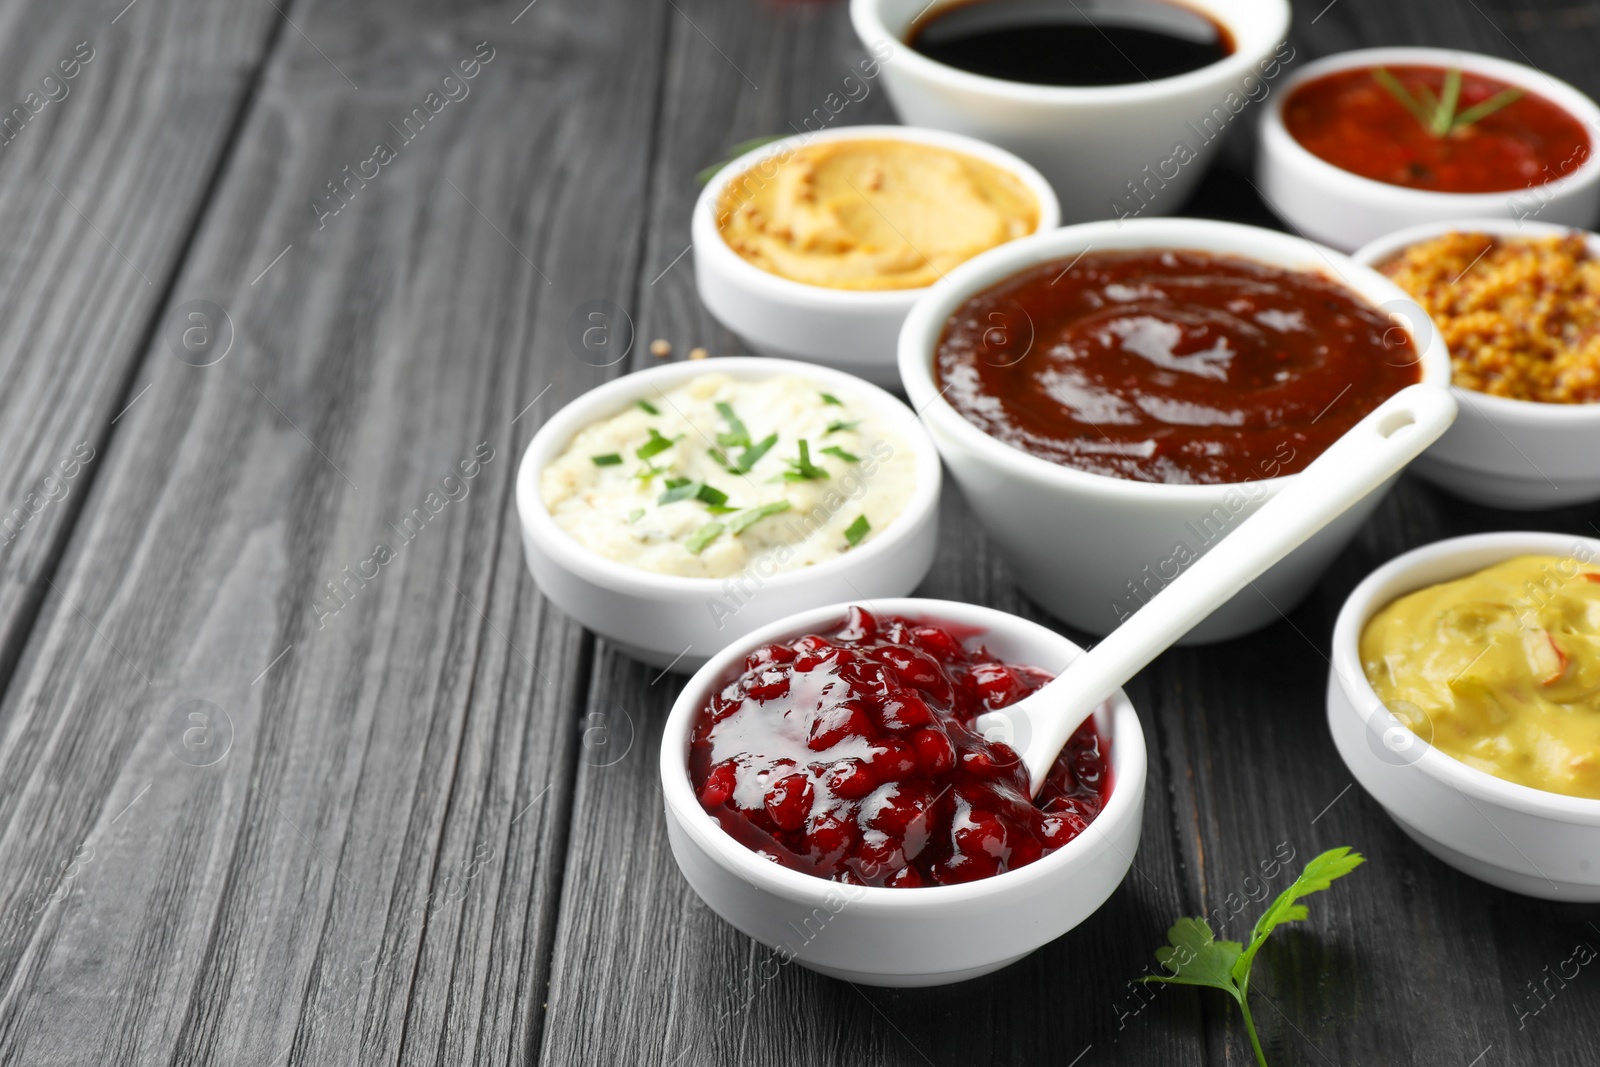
[0,0,284,713]
[0,0,668,1064]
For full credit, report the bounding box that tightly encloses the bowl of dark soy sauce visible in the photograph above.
[850,0,1291,222]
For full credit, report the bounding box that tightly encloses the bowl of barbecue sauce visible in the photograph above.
[898,218,1453,642]
[851,0,1291,223]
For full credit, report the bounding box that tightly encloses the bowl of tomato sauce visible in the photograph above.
[897,217,1452,643]
[1257,47,1600,252]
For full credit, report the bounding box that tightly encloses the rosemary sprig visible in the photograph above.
[1371,66,1523,139]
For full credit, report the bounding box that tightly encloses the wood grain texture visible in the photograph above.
[0,0,285,719]
[0,0,664,1063]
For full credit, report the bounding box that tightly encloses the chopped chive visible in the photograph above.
[708,446,735,471]
[844,515,870,547]
[714,402,751,449]
[820,445,860,463]
[659,479,703,504]
[820,392,843,406]
[591,453,623,466]
[825,419,861,435]
[637,399,661,415]
[736,433,778,472]
[696,483,729,507]
[626,507,645,523]
[636,427,679,461]
[782,439,829,481]
[728,500,791,534]
[685,522,724,554]
[633,461,666,483]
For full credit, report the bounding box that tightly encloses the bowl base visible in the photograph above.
[1390,814,1600,902]
[795,950,1033,988]
[1410,454,1600,511]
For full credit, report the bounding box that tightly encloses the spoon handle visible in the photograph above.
[995,382,1458,795]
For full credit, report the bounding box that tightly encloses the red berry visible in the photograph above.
[808,700,872,751]
[745,666,791,702]
[745,642,797,671]
[699,760,738,808]
[911,727,955,775]
[804,810,857,857]
[886,865,925,888]
[879,692,933,731]
[971,662,1023,708]
[764,773,814,832]
[826,758,876,800]
[866,738,917,780]
[836,605,878,643]
[793,634,833,671]
[910,625,966,662]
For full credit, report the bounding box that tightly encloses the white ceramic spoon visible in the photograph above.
[973,381,1458,797]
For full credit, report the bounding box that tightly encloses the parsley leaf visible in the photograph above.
[821,445,860,463]
[820,392,844,406]
[685,522,724,554]
[1142,848,1365,1067]
[715,402,751,449]
[637,399,661,415]
[636,427,680,461]
[782,439,829,481]
[844,515,870,546]
[591,453,623,466]
[728,500,791,534]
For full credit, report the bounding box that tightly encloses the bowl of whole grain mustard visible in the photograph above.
[1355,218,1600,509]
[693,125,1059,390]
[1330,532,1600,900]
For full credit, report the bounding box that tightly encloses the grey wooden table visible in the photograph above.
[0,0,1595,1063]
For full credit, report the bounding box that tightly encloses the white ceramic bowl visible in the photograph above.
[659,597,1147,986]
[1353,219,1600,509]
[1329,532,1600,900]
[1258,47,1600,252]
[516,358,941,671]
[692,125,1059,390]
[899,217,1453,643]
[850,0,1291,223]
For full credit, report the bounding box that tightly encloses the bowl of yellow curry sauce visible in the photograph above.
[1329,532,1600,900]
[692,125,1058,390]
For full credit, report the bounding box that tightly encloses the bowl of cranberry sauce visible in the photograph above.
[690,605,1110,888]
[661,598,1147,987]
[899,218,1452,643]
[1258,47,1600,251]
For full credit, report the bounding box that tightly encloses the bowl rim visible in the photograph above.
[848,0,1292,106]
[658,596,1149,906]
[1351,216,1600,421]
[516,357,943,598]
[692,124,1062,310]
[1330,530,1600,824]
[896,216,1454,502]
[1261,46,1600,209]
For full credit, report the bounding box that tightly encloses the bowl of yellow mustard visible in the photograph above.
[1329,532,1600,900]
[692,125,1059,389]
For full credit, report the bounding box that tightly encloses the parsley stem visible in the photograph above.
[1238,996,1268,1067]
